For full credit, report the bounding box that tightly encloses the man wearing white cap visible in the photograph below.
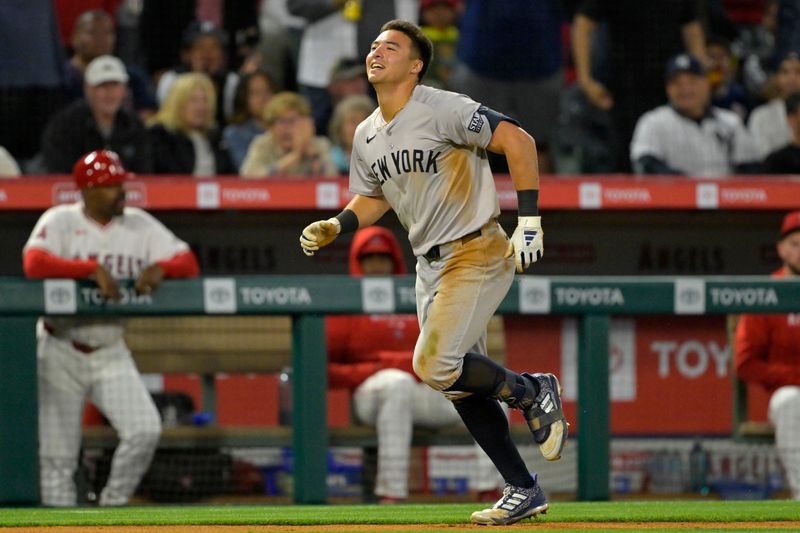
[40,55,152,174]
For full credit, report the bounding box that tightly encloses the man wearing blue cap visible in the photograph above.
[630,53,760,177]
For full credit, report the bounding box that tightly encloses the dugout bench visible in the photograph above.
[81,315,515,501]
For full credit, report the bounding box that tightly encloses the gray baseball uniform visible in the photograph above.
[350,85,515,395]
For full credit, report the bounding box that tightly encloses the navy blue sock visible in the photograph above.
[453,394,534,488]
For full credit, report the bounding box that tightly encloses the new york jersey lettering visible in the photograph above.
[370,148,441,183]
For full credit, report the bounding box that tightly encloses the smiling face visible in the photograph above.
[666,72,711,119]
[366,29,422,86]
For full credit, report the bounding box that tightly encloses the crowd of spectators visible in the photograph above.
[1,0,800,179]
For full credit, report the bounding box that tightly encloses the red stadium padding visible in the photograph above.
[3,175,800,211]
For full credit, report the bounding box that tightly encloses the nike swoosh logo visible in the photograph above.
[366,134,376,144]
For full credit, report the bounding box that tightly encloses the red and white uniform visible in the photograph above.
[736,267,800,499]
[326,227,499,500]
[23,202,198,507]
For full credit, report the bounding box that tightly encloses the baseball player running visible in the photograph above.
[300,20,567,525]
[23,150,199,506]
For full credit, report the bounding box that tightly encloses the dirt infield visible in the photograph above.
[6,523,800,532]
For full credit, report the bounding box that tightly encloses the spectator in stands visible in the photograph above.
[419,0,462,90]
[736,0,779,102]
[288,0,418,134]
[326,58,371,129]
[327,227,501,503]
[735,210,800,501]
[449,0,564,174]
[63,9,158,120]
[630,54,759,177]
[240,91,336,178]
[157,20,239,125]
[328,95,376,175]
[0,146,21,177]
[247,0,302,93]
[138,0,196,79]
[139,1,259,80]
[148,72,234,176]
[40,55,152,174]
[223,70,277,171]
[239,45,298,95]
[572,0,707,172]
[749,50,800,160]
[0,0,65,167]
[707,35,750,121]
[775,1,800,74]
[764,92,800,173]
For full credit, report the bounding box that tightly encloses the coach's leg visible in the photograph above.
[38,378,85,506]
[353,369,415,500]
[91,344,161,506]
[769,386,800,499]
[37,336,88,506]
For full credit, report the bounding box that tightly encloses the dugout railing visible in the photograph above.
[2,275,800,506]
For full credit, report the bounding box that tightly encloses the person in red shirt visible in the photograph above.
[327,226,499,503]
[735,210,800,500]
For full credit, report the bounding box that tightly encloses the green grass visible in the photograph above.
[1,501,799,527]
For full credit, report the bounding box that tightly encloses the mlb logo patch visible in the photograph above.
[468,110,484,133]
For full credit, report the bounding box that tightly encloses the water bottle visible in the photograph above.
[279,366,293,426]
[689,440,709,495]
[667,451,684,494]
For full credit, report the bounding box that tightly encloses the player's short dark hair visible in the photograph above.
[380,19,433,82]
[786,92,800,116]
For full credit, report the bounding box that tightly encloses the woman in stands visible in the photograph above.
[148,72,234,176]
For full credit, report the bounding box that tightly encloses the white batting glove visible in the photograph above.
[300,217,341,256]
[504,216,544,273]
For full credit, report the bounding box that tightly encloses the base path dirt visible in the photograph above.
[5,522,799,532]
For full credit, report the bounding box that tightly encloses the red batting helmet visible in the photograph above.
[73,150,128,190]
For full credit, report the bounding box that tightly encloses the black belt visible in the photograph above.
[43,322,99,354]
[423,228,483,262]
